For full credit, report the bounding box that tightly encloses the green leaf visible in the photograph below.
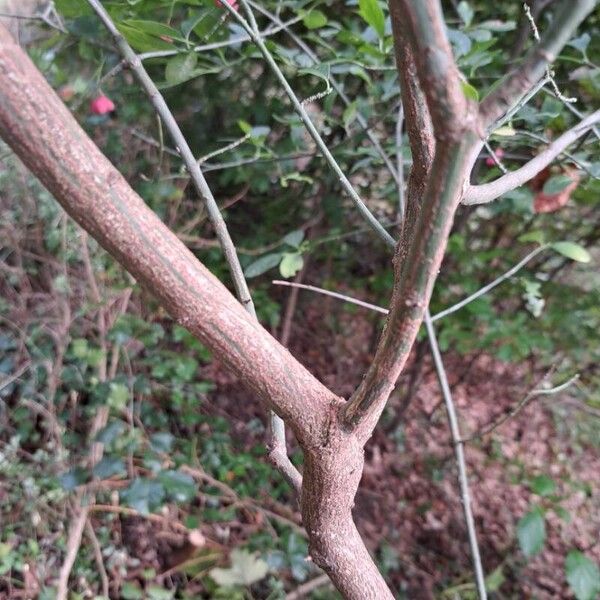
[244,253,282,278]
[530,475,556,497]
[95,420,126,445]
[302,10,328,30]
[107,382,129,411]
[59,467,88,491]
[358,0,386,39]
[122,20,184,42]
[485,565,505,592]
[457,1,474,26]
[121,478,165,514]
[282,230,305,249]
[147,586,175,600]
[158,470,196,503]
[55,0,93,17]
[492,125,516,137]
[93,457,126,479]
[210,549,269,587]
[565,551,600,600]
[551,241,591,263]
[165,52,198,86]
[150,432,174,453]
[279,253,304,278]
[460,80,479,101]
[116,24,175,53]
[543,174,573,195]
[120,582,144,600]
[517,507,546,557]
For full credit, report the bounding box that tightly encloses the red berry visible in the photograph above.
[90,95,115,115]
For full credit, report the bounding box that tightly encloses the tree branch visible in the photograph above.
[464,110,600,205]
[0,22,335,448]
[343,0,479,434]
[479,0,596,127]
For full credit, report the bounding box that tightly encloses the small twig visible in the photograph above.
[197,133,251,165]
[0,361,31,393]
[273,245,548,323]
[137,16,303,61]
[272,280,388,315]
[523,3,576,104]
[56,504,90,600]
[85,519,109,599]
[286,573,332,600]
[483,140,508,174]
[462,374,580,442]
[88,504,189,534]
[220,0,395,247]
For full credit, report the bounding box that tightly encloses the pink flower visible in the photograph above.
[485,147,505,167]
[90,95,115,115]
[214,0,239,10]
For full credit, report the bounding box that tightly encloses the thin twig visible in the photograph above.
[286,573,332,600]
[431,245,549,322]
[272,280,388,315]
[424,314,487,599]
[85,519,109,599]
[247,0,400,187]
[273,244,548,323]
[462,374,580,442]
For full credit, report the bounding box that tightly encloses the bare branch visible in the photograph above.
[479,0,596,127]
[464,109,600,205]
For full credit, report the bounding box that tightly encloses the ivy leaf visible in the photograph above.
[244,253,282,278]
[517,507,546,557]
[165,52,198,86]
[565,551,600,600]
[121,478,165,514]
[279,253,304,278]
[158,470,196,503]
[210,549,269,587]
[552,241,591,263]
[358,0,385,39]
[93,456,126,479]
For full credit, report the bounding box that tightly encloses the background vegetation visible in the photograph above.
[1,0,599,597]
